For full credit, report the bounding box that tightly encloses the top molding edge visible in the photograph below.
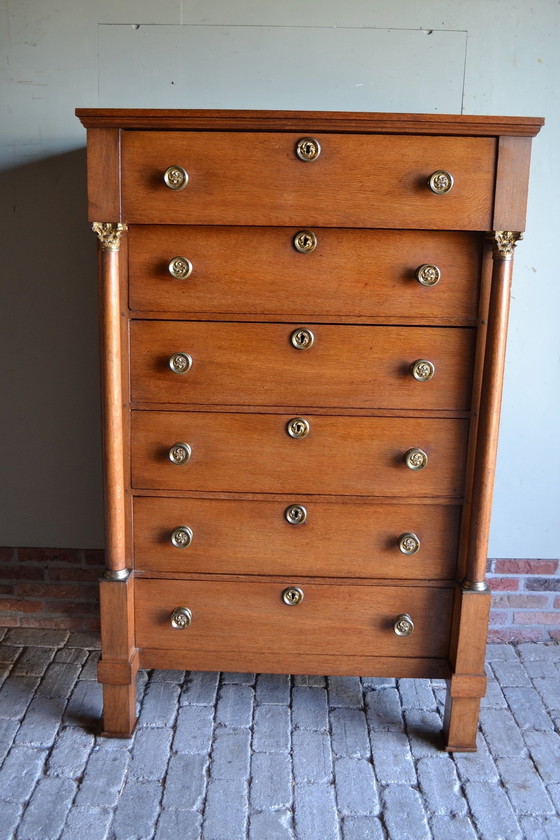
[75,109,544,137]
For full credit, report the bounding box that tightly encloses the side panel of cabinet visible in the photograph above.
[86,128,122,222]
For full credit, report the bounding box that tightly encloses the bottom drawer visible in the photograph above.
[135,579,453,659]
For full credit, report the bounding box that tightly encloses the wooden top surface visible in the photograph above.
[75,109,543,137]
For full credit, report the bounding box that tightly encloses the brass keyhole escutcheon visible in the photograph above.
[168,256,193,279]
[282,586,304,606]
[291,328,314,350]
[296,137,321,162]
[293,230,318,254]
[285,504,308,525]
[163,165,189,191]
[398,532,421,555]
[287,417,310,439]
[415,264,441,287]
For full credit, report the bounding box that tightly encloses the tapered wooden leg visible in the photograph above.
[97,573,138,737]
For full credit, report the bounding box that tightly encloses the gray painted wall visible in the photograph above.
[0,0,558,558]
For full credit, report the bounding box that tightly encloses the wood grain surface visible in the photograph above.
[98,246,128,572]
[131,411,468,497]
[128,227,482,321]
[76,108,544,137]
[134,578,454,658]
[493,136,533,231]
[130,322,475,411]
[86,128,121,222]
[465,254,514,583]
[121,132,496,229]
[132,496,461,578]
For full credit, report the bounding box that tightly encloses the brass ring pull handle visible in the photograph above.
[291,328,314,350]
[403,448,428,471]
[170,526,193,549]
[285,504,307,525]
[282,586,304,606]
[428,170,454,194]
[293,230,318,254]
[393,613,414,636]
[163,165,188,191]
[410,359,435,382]
[168,443,192,465]
[170,606,192,629]
[415,264,441,287]
[168,257,193,279]
[296,137,321,162]
[169,353,192,374]
[287,417,310,439]
[398,532,421,555]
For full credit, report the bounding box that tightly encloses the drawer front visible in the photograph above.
[133,497,461,579]
[128,227,482,321]
[131,411,468,496]
[135,579,453,659]
[122,131,495,229]
[131,322,474,411]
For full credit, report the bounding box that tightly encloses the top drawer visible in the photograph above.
[121,132,496,229]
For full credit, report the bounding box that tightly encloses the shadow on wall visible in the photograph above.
[0,149,105,550]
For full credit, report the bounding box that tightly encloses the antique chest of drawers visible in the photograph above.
[76,109,542,749]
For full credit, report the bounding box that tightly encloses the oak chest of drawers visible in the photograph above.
[77,108,542,749]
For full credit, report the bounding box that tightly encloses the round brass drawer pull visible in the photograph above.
[410,359,435,382]
[393,613,414,636]
[398,532,421,555]
[170,526,193,549]
[170,606,192,629]
[169,352,192,374]
[428,170,454,195]
[291,328,314,350]
[403,448,428,471]
[163,165,189,191]
[282,586,304,606]
[296,137,321,162]
[287,417,310,439]
[415,264,441,287]
[293,230,318,254]
[168,256,193,279]
[168,442,192,465]
[285,504,307,525]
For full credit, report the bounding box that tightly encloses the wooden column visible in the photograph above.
[444,230,521,750]
[464,231,521,588]
[92,223,137,735]
[93,223,128,575]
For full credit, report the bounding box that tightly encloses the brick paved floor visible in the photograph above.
[0,627,558,840]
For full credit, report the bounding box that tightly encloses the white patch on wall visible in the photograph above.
[98,24,466,113]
